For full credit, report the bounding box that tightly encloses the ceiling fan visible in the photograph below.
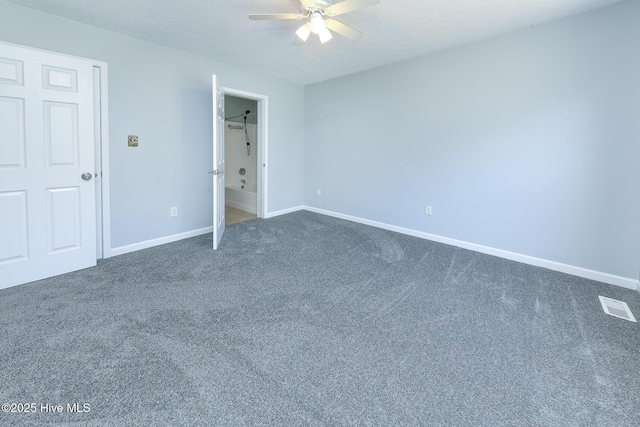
[249,0,380,45]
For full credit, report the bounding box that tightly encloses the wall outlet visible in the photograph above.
[425,205,432,216]
[316,189,321,196]
[170,207,178,217]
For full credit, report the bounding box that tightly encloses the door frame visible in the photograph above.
[222,87,268,218]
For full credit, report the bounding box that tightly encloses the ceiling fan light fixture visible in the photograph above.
[319,27,333,44]
[309,13,326,34]
[250,0,380,46]
[295,23,311,42]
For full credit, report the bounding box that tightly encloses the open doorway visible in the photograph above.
[222,89,268,225]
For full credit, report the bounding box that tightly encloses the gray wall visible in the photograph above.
[0,0,305,249]
[304,1,640,281]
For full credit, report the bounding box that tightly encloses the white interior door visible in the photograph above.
[211,75,225,249]
[0,42,96,289]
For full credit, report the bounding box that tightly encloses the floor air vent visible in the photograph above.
[598,296,637,322]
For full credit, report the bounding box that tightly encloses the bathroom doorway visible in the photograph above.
[223,89,268,225]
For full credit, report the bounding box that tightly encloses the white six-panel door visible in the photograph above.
[211,75,225,250]
[0,42,96,289]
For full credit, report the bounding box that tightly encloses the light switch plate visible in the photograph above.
[128,135,138,147]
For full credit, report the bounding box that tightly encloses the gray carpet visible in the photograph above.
[1,210,639,426]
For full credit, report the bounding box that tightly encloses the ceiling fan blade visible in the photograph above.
[300,0,317,9]
[327,0,380,16]
[325,19,362,40]
[249,13,304,20]
[293,36,307,46]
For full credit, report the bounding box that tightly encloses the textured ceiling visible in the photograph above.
[6,0,628,85]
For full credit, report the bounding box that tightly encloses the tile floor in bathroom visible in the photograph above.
[225,205,257,225]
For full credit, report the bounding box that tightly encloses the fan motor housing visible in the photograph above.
[302,0,332,14]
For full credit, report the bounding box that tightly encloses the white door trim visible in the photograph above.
[222,87,268,218]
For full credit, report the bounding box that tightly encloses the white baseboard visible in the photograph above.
[264,205,304,219]
[108,205,306,258]
[303,206,640,291]
[104,206,638,292]
[110,226,213,257]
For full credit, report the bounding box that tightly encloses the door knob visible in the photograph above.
[81,172,93,181]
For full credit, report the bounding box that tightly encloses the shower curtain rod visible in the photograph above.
[225,112,257,120]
